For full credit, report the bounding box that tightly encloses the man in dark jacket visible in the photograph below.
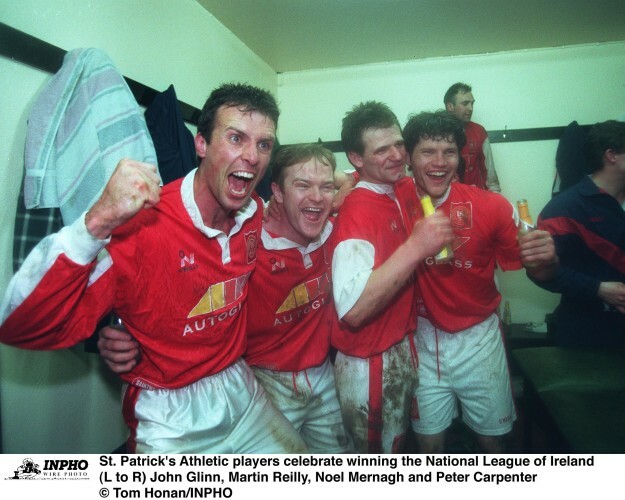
[533,120,625,347]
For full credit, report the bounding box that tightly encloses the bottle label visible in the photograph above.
[517,219,534,236]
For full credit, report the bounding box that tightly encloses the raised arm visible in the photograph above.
[86,159,161,238]
[0,159,160,349]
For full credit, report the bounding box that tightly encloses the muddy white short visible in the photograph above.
[123,359,308,453]
[334,334,418,453]
[252,357,350,453]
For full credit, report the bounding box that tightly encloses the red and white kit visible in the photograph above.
[462,121,499,192]
[246,224,334,371]
[329,178,419,453]
[0,169,306,454]
[408,181,518,436]
[413,182,521,332]
[245,222,349,453]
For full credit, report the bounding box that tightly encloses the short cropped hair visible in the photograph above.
[585,120,625,173]
[270,143,336,188]
[197,83,280,142]
[403,110,467,155]
[444,82,472,106]
[341,101,401,155]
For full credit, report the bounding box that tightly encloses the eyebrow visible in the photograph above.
[373,140,404,154]
[292,177,334,184]
[226,126,275,143]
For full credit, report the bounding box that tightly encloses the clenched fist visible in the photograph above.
[86,159,161,239]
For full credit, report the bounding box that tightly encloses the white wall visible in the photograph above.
[0,0,276,453]
[277,42,625,325]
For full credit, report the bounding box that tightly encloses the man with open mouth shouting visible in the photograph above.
[0,83,308,454]
[100,143,351,453]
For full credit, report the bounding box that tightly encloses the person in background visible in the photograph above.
[0,83,307,454]
[444,82,501,192]
[402,110,558,453]
[329,101,453,453]
[532,119,625,347]
[100,144,351,453]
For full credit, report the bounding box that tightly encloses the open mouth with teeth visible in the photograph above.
[427,171,448,180]
[302,207,323,223]
[228,171,255,196]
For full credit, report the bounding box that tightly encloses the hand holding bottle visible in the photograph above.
[408,207,454,263]
[516,199,535,236]
[515,199,558,275]
[420,195,454,263]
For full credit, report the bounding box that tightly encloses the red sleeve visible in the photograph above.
[492,195,523,271]
[0,255,115,350]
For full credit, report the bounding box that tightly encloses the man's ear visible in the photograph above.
[271,182,284,204]
[445,102,454,113]
[605,149,619,165]
[194,133,207,158]
[347,151,364,170]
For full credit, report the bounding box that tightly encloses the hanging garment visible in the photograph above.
[144,84,196,185]
[23,47,157,224]
[554,121,589,195]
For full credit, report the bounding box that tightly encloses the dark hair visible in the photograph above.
[197,83,280,142]
[584,120,625,173]
[403,110,467,155]
[341,101,400,155]
[270,143,336,187]
[444,82,472,106]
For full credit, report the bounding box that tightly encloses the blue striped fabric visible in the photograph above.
[24,48,157,225]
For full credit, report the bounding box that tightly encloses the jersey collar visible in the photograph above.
[261,220,333,255]
[181,168,258,239]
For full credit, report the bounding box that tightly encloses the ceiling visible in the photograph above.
[196,0,625,73]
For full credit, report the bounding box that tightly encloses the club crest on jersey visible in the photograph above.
[245,230,258,264]
[270,257,287,273]
[390,219,399,232]
[450,202,472,230]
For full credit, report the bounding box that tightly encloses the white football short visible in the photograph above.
[334,334,419,453]
[252,357,351,453]
[123,359,308,453]
[411,314,516,436]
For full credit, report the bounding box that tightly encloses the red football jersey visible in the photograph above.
[244,223,334,371]
[329,178,417,358]
[0,173,262,389]
[461,121,489,189]
[408,182,522,332]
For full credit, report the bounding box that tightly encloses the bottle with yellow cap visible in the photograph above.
[420,195,453,263]
[516,199,535,236]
